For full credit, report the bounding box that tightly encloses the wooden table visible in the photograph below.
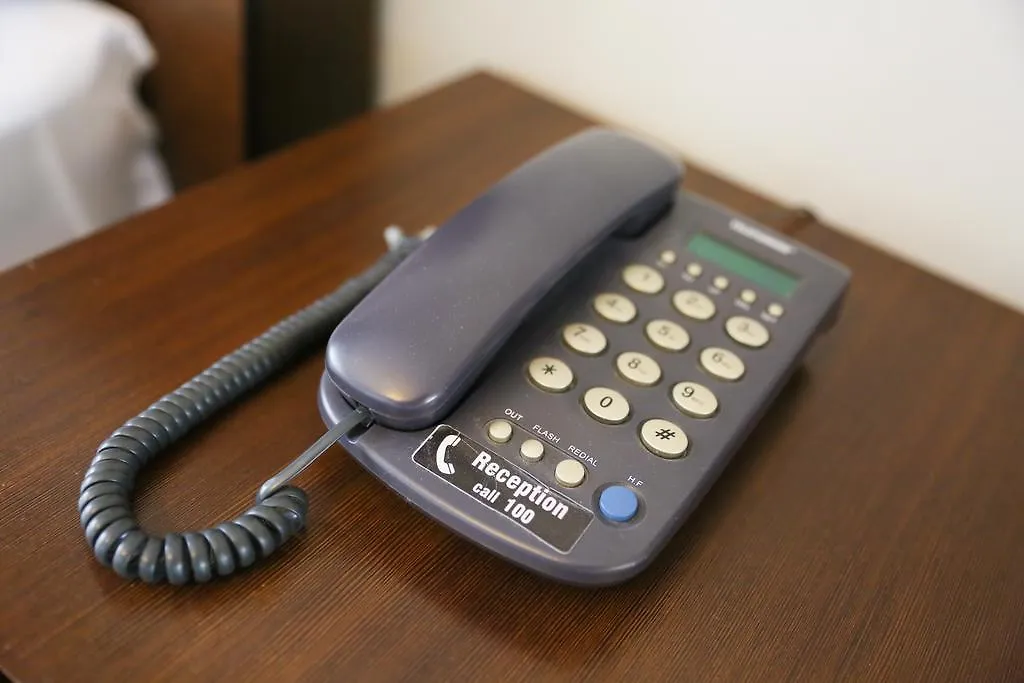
[1,73,1022,683]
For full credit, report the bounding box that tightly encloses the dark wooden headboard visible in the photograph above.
[107,0,376,190]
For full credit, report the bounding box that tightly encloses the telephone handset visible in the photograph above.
[79,128,850,586]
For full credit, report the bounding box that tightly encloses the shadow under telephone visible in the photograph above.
[78,128,850,586]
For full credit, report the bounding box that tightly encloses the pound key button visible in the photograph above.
[599,486,639,523]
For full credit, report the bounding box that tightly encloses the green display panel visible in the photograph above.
[687,233,800,297]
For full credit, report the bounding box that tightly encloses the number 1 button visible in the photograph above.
[582,387,631,424]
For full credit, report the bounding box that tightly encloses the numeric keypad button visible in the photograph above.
[672,290,716,320]
[725,316,770,348]
[615,351,662,386]
[700,347,745,381]
[622,264,665,294]
[593,293,637,323]
[671,381,719,418]
[562,323,607,356]
[582,387,631,424]
[640,419,689,459]
[528,357,574,392]
[644,319,690,352]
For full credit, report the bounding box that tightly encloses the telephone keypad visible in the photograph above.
[672,290,716,320]
[639,418,689,459]
[615,351,662,386]
[562,323,607,356]
[593,293,637,323]
[700,347,746,381]
[528,357,574,392]
[582,387,631,424]
[725,316,771,348]
[671,381,719,418]
[622,264,665,294]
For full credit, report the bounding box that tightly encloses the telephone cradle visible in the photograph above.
[78,128,850,586]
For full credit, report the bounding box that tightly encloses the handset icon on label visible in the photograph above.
[435,434,460,475]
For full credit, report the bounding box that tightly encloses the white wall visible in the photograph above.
[380,0,1024,310]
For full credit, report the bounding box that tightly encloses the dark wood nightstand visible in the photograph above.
[1,73,1021,682]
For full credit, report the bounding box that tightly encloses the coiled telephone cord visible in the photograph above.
[77,230,422,584]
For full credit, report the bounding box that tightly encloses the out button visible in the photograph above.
[599,486,639,523]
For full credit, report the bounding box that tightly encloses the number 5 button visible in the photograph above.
[699,347,745,381]
[582,387,631,424]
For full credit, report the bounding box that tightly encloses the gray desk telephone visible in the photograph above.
[79,128,850,586]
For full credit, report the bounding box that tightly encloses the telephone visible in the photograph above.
[79,128,850,586]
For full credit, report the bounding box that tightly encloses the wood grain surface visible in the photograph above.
[1,73,1022,683]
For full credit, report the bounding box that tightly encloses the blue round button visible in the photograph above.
[599,485,639,523]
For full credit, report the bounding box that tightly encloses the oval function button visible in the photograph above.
[672,290,716,320]
[615,351,662,387]
[562,323,607,356]
[725,316,771,348]
[660,250,677,265]
[487,419,513,444]
[713,275,730,290]
[767,303,785,318]
[528,357,574,392]
[520,438,545,462]
[599,485,639,523]
[700,347,746,381]
[644,319,690,352]
[555,458,586,487]
[686,263,703,278]
[639,418,689,459]
[740,289,757,304]
[671,381,719,418]
[582,387,631,424]
[593,293,637,323]
[622,264,665,294]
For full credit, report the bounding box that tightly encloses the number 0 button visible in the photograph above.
[699,347,745,381]
[582,387,631,424]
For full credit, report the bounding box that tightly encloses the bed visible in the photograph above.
[0,0,375,272]
[0,0,171,271]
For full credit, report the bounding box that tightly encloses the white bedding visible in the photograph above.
[0,0,172,271]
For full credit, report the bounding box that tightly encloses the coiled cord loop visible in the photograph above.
[78,235,419,584]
